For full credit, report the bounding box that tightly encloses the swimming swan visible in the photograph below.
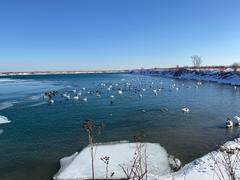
[182,108,190,113]
[226,118,233,128]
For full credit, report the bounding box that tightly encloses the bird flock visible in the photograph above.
[42,77,240,128]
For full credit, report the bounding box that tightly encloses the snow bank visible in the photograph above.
[54,142,171,180]
[132,70,240,86]
[0,115,11,124]
[163,138,240,180]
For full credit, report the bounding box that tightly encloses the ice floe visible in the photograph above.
[54,142,171,180]
[0,115,11,124]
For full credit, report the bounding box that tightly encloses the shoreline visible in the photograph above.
[0,70,128,77]
[131,68,240,86]
[53,138,240,180]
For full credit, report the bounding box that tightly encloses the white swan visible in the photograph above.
[118,90,123,95]
[226,118,233,128]
[82,97,87,102]
[110,95,114,99]
[65,94,70,100]
[73,95,79,100]
[182,108,190,113]
[153,89,157,95]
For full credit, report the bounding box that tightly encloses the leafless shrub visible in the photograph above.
[119,136,148,180]
[82,120,105,180]
[231,63,240,72]
[212,141,240,180]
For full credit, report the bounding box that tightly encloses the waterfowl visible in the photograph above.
[77,91,82,96]
[226,118,233,128]
[197,81,203,85]
[73,95,79,100]
[65,94,70,100]
[110,95,114,99]
[82,97,87,102]
[182,108,190,113]
[118,90,123,95]
[49,99,54,104]
[153,89,157,95]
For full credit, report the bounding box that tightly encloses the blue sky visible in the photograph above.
[0,0,240,71]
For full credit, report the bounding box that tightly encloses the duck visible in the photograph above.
[65,94,70,100]
[226,118,233,128]
[182,108,190,113]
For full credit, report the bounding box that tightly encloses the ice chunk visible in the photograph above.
[0,115,11,124]
[54,142,170,180]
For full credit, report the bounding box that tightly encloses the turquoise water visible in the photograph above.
[0,73,240,180]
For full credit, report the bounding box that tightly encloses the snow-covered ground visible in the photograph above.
[0,115,11,124]
[54,138,240,180]
[131,69,240,86]
[164,138,240,180]
[53,142,172,180]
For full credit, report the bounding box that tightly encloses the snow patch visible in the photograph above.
[54,142,171,180]
[163,138,240,180]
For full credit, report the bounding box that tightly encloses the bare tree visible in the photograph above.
[191,56,202,67]
[231,62,240,72]
[119,136,148,180]
[212,142,240,180]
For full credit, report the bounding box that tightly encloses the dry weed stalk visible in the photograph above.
[119,136,148,180]
[212,141,240,180]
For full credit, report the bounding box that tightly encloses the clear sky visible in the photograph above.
[0,0,240,72]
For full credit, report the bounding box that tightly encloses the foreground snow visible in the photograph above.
[54,138,240,180]
[54,142,171,180]
[163,138,240,180]
[0,115,11,124]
